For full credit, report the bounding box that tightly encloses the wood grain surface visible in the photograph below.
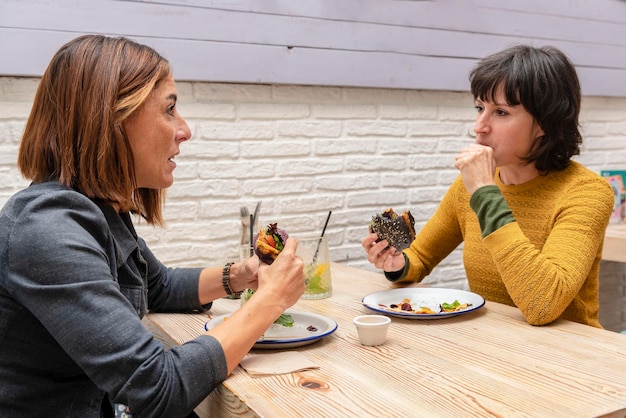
[145,263,626,418]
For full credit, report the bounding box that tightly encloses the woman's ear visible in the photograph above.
[533,121,545,140]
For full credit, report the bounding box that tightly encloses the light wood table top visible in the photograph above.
[604,223,626,263]
[145,263,626,418]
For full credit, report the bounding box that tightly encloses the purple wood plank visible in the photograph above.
[1,0,625,96]
[3,28,625,97]
[2,0,625,69]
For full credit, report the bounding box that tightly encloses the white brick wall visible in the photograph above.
[1,76,625,330]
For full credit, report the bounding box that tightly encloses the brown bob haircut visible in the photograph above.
[18,34,171,225]
[470,45,582,173]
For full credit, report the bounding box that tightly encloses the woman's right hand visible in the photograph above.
[255,238,305,312]
[362,233,406,272]
[206,238,305,374]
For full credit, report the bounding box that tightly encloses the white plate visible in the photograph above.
[204,310,338,349]
[362,287,485,319]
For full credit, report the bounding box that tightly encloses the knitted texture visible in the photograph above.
[402,161,614,327]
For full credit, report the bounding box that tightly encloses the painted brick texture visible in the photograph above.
[1,77,625,331]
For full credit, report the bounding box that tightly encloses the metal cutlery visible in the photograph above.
[252,201,261,231]
[240,206,250,245]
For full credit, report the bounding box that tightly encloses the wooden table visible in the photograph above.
[145,263,626,418]
[604,223,626,263]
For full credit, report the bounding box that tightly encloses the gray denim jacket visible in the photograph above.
[0,181,227,417]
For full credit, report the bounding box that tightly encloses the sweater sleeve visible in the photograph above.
[469,185,515,238]
[482,174,614,326]
[384,253,410,282]
[399,177,465,283]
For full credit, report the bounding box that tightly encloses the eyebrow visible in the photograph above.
[166,93,177,102]
[475,98,513,107]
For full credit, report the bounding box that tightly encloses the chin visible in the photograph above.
[161,173,175,188]
[139,178,173,189]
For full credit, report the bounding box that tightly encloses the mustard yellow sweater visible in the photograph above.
[398,161,614,327]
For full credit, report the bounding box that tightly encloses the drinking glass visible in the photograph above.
[297,236,332,300]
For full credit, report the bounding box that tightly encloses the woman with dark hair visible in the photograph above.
[362,45,614,328]
[0,34,305,417]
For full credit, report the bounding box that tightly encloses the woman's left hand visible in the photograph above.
[233,255,260,291]
[454,143,497,194]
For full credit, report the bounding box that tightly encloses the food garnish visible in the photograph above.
[254,223,289,265]
[439,300,471,312]
[241,288,295,327]
[274,313,295,327]
[378,298,472,315]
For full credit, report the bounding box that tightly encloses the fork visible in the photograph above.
[240,206,250,245]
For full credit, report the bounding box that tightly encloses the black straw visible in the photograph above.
[313,210,332,263]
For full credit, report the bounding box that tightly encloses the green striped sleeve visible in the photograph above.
[384,252,410,282]
[469,185,515,238]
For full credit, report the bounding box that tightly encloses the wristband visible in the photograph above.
[222,262,242,297]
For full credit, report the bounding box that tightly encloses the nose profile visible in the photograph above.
[177,118,192,143]
[474,112,489,137]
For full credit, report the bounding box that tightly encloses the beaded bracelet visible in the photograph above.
[222,262,242,297]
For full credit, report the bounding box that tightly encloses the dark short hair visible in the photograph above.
[470,45,582,173]
[18,34,171,225]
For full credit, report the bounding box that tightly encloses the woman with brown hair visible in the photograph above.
[0,34,305,417]
[362,45,614,328]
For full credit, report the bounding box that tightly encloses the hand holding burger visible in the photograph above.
[369,208,416,251]
[254,223,289,265]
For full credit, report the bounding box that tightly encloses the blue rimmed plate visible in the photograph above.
[205,310,338,349]
[362,287,485,319]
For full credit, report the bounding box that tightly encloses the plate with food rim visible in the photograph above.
[204,310,338,349]
[362,287,485,319]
